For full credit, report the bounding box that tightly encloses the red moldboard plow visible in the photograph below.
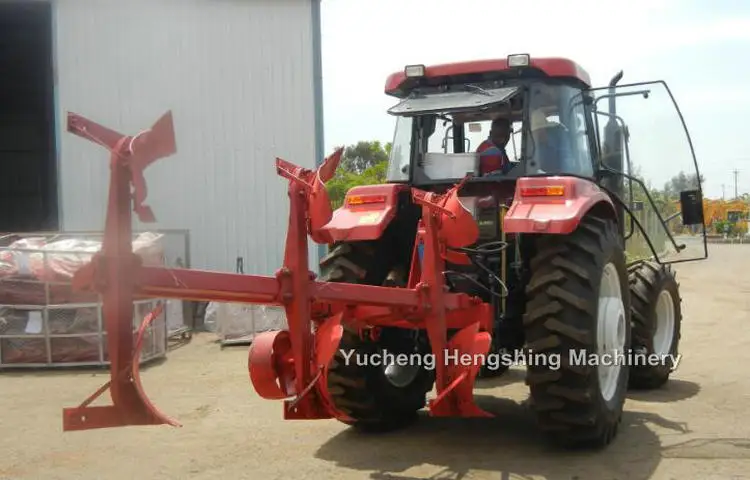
[62,111,494,432]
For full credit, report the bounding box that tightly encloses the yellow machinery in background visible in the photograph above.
[703,198,749,234]
[660,198,748,235]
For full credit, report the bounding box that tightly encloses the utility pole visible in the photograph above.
[733,169,740,199]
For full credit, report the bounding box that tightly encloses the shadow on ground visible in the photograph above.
[316,395,691,480]
[474,372,701,405]
[627,379,700,403]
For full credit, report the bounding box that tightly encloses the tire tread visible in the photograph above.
[523,215,630,448]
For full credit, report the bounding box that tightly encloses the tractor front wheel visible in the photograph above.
[523,215,631,448]
[628,261,682,389]
[319,241,434,432]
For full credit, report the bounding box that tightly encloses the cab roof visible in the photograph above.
[384,56,591,98]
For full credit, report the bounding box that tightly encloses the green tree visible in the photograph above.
[327,140,391,207]
[663,171,703,198]
[339,141,392,175]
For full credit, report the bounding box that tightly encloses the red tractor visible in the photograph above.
[60,54,707,449]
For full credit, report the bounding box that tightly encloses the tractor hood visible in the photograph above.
[387,85,520,116]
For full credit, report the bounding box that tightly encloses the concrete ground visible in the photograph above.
[1,243,749,480]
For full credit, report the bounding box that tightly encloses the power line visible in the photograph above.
[733,169,740,199]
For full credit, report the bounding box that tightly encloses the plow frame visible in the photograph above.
[62,111,496,431]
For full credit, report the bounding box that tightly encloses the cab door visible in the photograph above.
[586,80,707,264]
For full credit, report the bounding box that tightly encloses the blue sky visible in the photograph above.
[319,0,750,199]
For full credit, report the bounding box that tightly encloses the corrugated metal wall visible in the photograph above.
[53,0,318,274]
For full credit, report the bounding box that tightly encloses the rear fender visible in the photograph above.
[320,184,410,242]
[503,176,617,234]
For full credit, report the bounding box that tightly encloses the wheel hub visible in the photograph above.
[597,263,626,402]
[384,362,422,388]
[654,290,675,356]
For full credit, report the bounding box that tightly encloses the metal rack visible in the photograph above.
[205,256,288,347]
[204,301,287,348]
[0,297,166,368]
[0,229,192,369]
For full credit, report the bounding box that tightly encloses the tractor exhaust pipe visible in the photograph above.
[608,70,623,115]
[603,70,626,235]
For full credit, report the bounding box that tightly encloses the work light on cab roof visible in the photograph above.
[385,54,593,98]
[404,64,425,78]
[403,54,529,80]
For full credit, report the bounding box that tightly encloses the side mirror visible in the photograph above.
[680,189,704,225]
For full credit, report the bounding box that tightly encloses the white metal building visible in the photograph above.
[1,0,324,274]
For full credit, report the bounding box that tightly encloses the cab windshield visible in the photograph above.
[385,81,596,184]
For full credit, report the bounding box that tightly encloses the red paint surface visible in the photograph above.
[385,57,591,96]
[320,183,408,242]
[504,176,617,234]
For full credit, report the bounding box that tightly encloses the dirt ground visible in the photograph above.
[1,243,749,480]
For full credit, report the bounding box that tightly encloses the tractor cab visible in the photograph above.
[382,54,709,265]
[384,56,596,190]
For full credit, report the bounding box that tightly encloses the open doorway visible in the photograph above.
[0,1,58,233]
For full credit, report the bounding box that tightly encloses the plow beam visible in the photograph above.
[63,111,179,431]
[129,266,478,311]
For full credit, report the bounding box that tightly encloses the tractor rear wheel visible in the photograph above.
[319,241,434,432]
[627,261,682,389]
[523,215,631,448]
